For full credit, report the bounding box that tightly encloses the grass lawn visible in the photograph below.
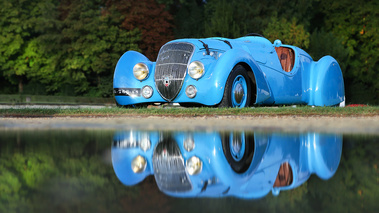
[0,94,114,105]
[0,105,378,117]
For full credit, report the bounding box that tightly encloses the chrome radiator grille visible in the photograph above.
[154,42,194,101]
[153,137,192,192]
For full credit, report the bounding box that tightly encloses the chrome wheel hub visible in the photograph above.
[234,83,244,104]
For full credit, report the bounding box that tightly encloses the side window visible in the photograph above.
[275,47,295,72]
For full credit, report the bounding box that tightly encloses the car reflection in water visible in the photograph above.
[111,131,342,199]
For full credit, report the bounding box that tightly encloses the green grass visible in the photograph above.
[0,94,114,105]
[0,105,378,117]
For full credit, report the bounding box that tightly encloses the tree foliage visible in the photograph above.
[0,0,48,92]
[0,130,173,213]
[320,0,379,103]
[56,0,141,95]
[171,0,206,38]
[204,0,241,38]
[264,16,310,49]
[0,0,377,103]
[107,0,174,60]
[0,0,142,96]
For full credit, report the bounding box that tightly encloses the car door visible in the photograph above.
[257,45,304,105]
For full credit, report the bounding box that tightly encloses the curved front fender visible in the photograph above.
[113,51,166,106]
[211,48,272,105]
[113,51,150,87]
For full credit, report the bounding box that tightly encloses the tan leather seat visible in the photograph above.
[275,47,294,72]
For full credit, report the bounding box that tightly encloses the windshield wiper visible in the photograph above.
[221,40,232,49]
[198,40,210,55]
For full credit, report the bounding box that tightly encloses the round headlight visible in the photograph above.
[139,134,151,151]
[131,155,147,173]
[186,156,202,175]
[185,85,197,99]
[142,86,153,99]
[133,63,149,80]
[188,61,204,79]
[184,136,195,152]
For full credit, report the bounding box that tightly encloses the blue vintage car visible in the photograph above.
[112,131,342,198]
[113,35,345,107]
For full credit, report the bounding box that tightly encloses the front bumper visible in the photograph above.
[114,75,225,106]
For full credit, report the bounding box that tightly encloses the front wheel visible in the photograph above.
[219,65,251,108]
[221,132,255,173]
[115,101,148,108]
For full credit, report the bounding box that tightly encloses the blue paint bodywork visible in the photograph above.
[113,36,344,107]
[112,131,342,199]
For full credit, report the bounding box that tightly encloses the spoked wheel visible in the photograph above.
[219,65,251,108]
[221,132,255,173]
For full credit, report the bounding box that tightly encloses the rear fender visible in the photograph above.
[308,56,345,106]
[302,133,343,180]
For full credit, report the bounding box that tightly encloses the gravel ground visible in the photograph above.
[1,115,378,134]
[0,104,111,109]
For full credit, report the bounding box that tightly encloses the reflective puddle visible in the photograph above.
[0,130,377,212]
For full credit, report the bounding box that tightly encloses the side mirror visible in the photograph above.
[274,39,282,47]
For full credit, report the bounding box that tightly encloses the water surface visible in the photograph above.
[0,130,377,213]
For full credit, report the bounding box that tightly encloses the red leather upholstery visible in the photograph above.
[275,47,294,72]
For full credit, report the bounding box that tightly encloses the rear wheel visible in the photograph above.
[219,65,251,108]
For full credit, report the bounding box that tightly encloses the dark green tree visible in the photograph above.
[20,0,64,94]
[320,0,379,104]
[204,0,241,38]
[308,29,348,68]
[0,0,49,93]
[202,0,318,39]
[168,0,206,38]
[263,16,310,49]
[56,0,140,96]
[0,0,141,97]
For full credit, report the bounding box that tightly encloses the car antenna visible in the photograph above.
[198,40,210,55]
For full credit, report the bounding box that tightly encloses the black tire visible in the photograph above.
[179,103,204,108]
[219,65,252,108]
[221,132,255,173]
[115,100,148,108]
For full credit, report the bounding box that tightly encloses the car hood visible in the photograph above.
[167,36,274,53]
[166,38,234,52]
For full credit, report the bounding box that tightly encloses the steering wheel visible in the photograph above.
[245,33,264,37]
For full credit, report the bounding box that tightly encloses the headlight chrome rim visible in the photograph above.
[188,61,205,80]
[139,134,151,151]
[184,136,195,152]
[131,155,147,173]
[142,86,153,99]
[133,63,149,81]
[185,85,197,99]
[186,156,202,175]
